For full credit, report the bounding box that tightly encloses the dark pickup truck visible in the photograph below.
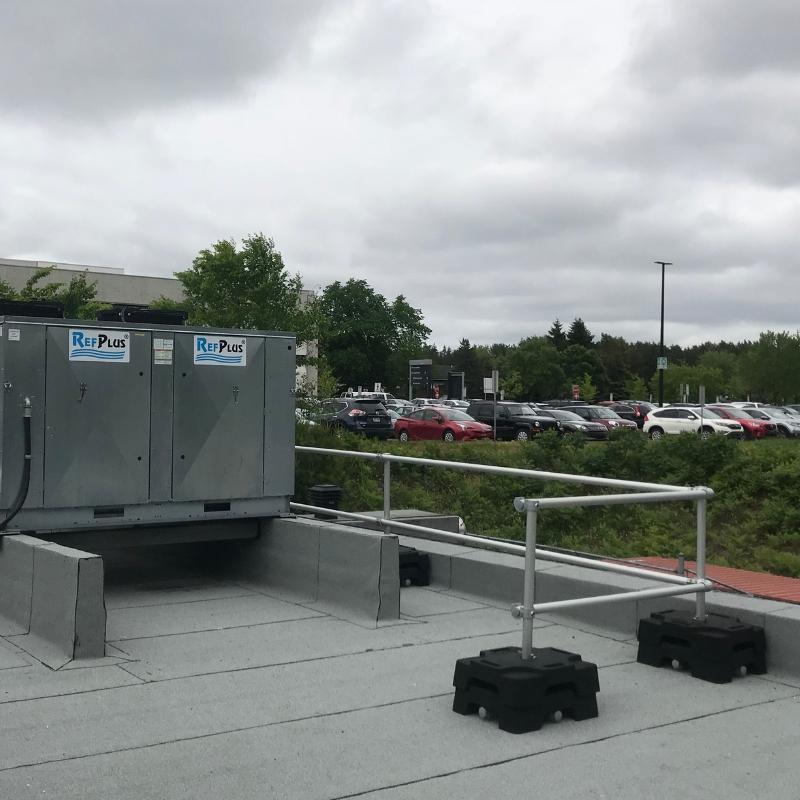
[466,401,561,441]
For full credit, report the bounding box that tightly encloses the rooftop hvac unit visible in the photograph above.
[0,313,295,533]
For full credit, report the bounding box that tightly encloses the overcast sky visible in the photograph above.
[2,1,799,348]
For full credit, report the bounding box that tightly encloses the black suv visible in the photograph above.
[465,401,561,441]
[316,398,393,439]
[597,400,653,428]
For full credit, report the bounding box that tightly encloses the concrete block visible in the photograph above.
[378,536,400,619]
[317,523,399,622]
[74,556,106,660]
[247,517,321,601]
[0,534,41,634]
[12,541,106,668]
[217,516,400,623]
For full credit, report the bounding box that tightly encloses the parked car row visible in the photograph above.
[465,401,562,441]
[706,404,800,438]
[308,395,800,443]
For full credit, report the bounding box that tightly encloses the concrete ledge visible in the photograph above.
[398,536,800,677]
[0,534,40,635]
[1,535,106,668]
[222,516,400,624]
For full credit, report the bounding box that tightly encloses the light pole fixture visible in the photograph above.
[654,261,672,407]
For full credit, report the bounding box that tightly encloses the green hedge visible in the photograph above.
[295,425,800,578]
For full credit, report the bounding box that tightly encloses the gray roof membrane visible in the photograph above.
[1,528,799,799]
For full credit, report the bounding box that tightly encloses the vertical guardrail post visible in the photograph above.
[521,501,538,660]
[455,495,599,731]
[383,457,391,521]
[694,496,707,621]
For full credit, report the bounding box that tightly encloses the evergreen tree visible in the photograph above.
[567,317,594,348]
[546,318,568,350]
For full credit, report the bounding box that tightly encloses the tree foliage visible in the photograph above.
[546,318,567,350]
[0,267,105,318]
[317,279,429,392]
[424,319,800,404]
[507,337,566,399]
[567,317,594,348]
[176,234,314,342]
[739,331,800,403]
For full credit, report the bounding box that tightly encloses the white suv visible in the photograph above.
[643,407,744,439]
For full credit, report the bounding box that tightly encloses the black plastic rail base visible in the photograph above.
[452,646,600,734]
[637,609,767,684]
[399,545,430,587]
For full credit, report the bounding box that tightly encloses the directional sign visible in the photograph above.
[409,360,432,389]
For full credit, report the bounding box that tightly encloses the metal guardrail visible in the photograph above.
[293,446,714,661]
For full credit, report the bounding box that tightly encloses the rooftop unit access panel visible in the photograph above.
[0,317,295,532]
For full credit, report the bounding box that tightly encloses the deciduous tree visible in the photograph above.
[2,266,105,318]
[177,233,314,342]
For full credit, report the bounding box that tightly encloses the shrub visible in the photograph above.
[294,424,800,577]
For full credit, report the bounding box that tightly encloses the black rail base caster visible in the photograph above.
[452,646,600,734]
[637,609,767,684]
[399,545,430,587]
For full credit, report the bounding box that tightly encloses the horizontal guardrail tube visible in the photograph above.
[533,489,710,509]
[533,581,711,614]
[288,502,697,585]
[295,446,700,494]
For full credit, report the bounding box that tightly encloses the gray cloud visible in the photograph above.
[0,0,328,120]
[633,1,800,85]
[2,1,799,350]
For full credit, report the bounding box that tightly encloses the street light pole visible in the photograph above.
[654,261,672,407]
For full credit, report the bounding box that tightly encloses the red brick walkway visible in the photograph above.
[626,557,800,605]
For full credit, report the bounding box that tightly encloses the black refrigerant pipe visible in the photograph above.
[0,398,32,535]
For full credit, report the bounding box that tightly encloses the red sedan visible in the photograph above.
[395,408,492,442]
[708,405,776,439]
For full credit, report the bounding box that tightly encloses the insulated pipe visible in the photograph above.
[0,398,32,534]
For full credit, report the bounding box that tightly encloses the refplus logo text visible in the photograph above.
[193,335,247,366]
[69,329,130,363]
